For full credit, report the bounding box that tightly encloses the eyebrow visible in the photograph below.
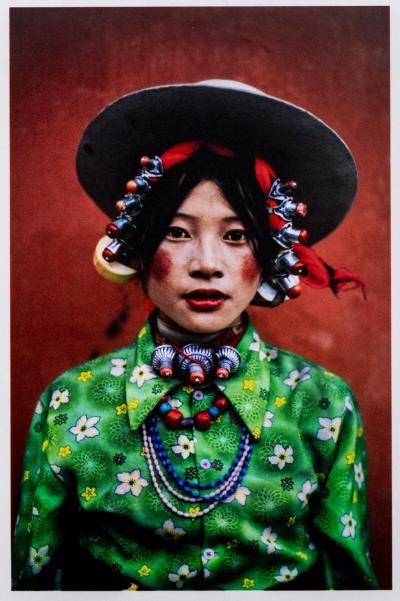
[173,212,242,224]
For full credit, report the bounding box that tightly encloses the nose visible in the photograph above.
[189,239,223,280]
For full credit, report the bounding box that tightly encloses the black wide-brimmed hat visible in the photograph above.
[76,79,357,246]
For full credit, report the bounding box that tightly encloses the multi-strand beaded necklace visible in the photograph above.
[141,318,254,519]
[142,417,253,519]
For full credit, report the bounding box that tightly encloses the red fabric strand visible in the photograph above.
[160,141,235,171]
[254,157,276,193]
[294,244,366,299]
[160,141,275,194]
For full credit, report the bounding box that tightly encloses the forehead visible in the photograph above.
[175,180,241,220]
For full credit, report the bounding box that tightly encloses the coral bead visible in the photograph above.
[160,366,173,378]
[296,202,308,217]
[115,199,126,212]
[292,261,306,275]
[194,411,211,430]
[190,370,204,385]
[216,367,229,379]
[102,248,115,262]
[126,180,137,193]
[165,409,183,429]
[298,229,308,243]
[140,156,151,166]
[214,396,229,412]
[286,284,302,298]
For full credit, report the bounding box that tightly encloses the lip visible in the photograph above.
[182,289,229,311]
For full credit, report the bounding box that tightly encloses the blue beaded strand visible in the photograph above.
[146,416,253,502]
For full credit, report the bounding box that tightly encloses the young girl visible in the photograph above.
[12,80,378,590]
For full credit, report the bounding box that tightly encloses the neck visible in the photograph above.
[156,313,244,347]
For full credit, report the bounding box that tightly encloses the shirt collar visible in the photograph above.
[125,317,270,440]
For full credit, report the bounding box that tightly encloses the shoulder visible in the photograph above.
[37,344,133,413]
[258,336,357,416]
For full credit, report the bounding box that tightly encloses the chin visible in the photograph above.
[173,310,239,335]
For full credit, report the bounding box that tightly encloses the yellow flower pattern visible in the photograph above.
[242,578,255,588]
[116,403,128,415]
[137,565,151,577]
[58,445,72,457]
[78,370,93,382]
[346,450,356,465]
[243,379,255,391]
[80,486,97,502]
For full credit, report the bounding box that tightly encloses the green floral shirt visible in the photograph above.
[12,317,378,590]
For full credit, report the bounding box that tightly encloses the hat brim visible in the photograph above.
[76,80,357,245]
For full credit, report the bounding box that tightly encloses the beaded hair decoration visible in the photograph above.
[96,141,366,302]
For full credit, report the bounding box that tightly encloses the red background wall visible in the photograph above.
[10,6,391,589]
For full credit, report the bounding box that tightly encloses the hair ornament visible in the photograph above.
[93,141,365,303]
[256,178,309,302]
[102,156,163,263]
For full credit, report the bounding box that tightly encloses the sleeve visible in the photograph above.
[311,385,379,589]
[12,386,76,590]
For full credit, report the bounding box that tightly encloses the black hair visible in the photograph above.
[132,147,275,286]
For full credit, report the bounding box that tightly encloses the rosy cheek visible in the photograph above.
[241,254,260,285]
[150,248,172,282]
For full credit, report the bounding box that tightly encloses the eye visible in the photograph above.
[224,229,248,243]
[166,226,191,240]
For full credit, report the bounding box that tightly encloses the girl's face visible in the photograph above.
[147,180,261,334]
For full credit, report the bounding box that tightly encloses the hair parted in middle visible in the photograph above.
[129,147,275,289]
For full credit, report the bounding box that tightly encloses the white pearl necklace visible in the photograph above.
[142,423,251,519]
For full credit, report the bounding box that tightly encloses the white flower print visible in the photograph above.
[263,410,274,428]
[169,398,183,409]
[249,331,267,361]
[155,518,186,541]
[27,545,51,575]
[266,347,278,362]
[201,548,218,565]
[50,464,64,482]
[129,364,157,387]
[49,389,70,410]
[260,527,282,554]
[223,485,251,506]
[305,532,316,550]
[110,358,127,376]
[340,511,357,538]
[168,564,197,589]
[35,400,43,414]
[32,506,39,516]
[283,366,311,390]
[69,415,100,442]
[115,469,148,496]
[354,462,364,489]
[268,444,294,470]
[317,417,342,443]
[274,566,299,583]
[200,459,211,470]
[344,394,353,412]
[297,480,318,509]
[171,434,197,459]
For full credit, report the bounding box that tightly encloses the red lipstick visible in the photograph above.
[182,289,228,311]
